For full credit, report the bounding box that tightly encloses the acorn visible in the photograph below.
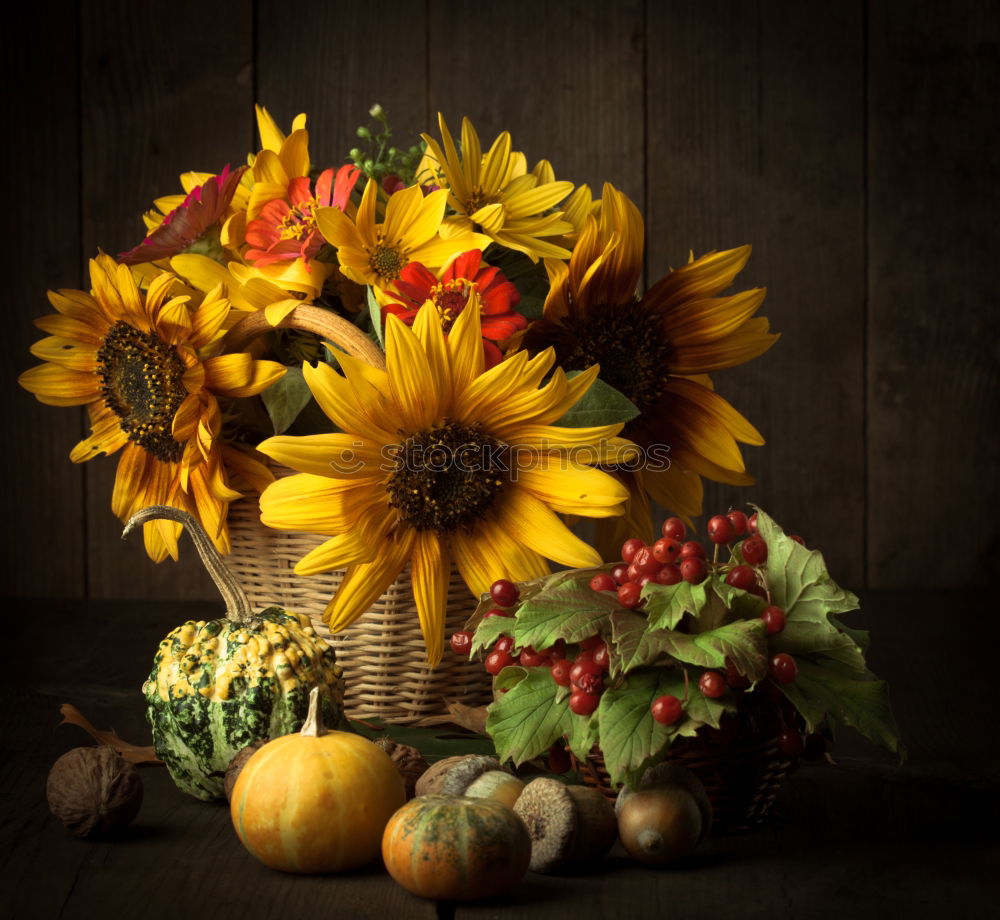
[614,763,711,866]
[513,777,617,873]
[415,754,505,797]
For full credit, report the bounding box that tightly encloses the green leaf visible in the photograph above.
[654,619,769,681]
[260,366,313,434]
[565,710,600,762]
[830,613,871,652]
[752,508,867,674]
[486,666,571,766]
[511,579,623,650]
[753,508,860,622]
[366,286,384,346]
[711,576,767,620]
[778,659,904,757]
[555,372,640,428]
[642,580,709,631]
[609,610,667,675]
[483,244,549,320]
[470,614,515,656]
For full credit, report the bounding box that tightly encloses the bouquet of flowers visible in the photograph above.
[20,102,777,670]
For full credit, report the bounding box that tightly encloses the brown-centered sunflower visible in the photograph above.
[256,300,631,665]
[521,183,778,554]
[18,254,285,561]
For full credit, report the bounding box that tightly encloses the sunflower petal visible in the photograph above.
[494,488,602,568]
[411,531,449,666]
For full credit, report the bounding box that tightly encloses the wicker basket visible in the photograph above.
[221,305,493,725]
[573,735,791,832]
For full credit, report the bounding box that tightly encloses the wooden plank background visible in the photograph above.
[1,0,996,600]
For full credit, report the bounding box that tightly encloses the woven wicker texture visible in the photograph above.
[226,466,493,725]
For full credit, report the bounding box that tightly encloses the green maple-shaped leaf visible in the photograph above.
[641,580,709,630]
[470,614,515,656]
[510,579,624,650]
[565,709,600,762]
[596,668,732,787]
[486,666,571,766]
[660,620,770,681]
[609,610,663,675]
[753,508,867,674]
[778,659,905,757]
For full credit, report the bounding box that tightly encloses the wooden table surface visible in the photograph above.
[2,591,996,920]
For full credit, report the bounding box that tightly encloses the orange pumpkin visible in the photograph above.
[381,794,531,900]
[230,687,405,873]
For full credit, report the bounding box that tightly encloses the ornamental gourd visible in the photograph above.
[381,795,531,901]
[126,505,348,801]
[231,686,405,873]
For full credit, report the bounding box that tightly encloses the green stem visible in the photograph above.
[122,505,254,625]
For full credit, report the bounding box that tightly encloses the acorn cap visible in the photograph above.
[513,778,617,874]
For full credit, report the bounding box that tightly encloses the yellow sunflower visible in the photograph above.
[420,114,576,261]
[18,254,285,561]
[521,183,778,554]
[315,177,489,291]
[257,301,630,665]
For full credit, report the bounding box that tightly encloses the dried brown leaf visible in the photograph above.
[58,704,162,766]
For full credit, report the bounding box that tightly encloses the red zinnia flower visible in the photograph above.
[383,249,525,367]
[119,164,248,265]
[245,164,359,269]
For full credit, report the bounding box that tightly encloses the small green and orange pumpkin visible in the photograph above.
[381,794,531,900]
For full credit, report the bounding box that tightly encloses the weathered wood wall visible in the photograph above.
[2,0,997,600]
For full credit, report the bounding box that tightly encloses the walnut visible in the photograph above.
[46,746,143,838]
[224,740,268,802]
[374,738,429,799]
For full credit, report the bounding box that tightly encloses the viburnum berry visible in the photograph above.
[662,517,686,541]
[485,649,514,675]
[748,512,759,534]
[654,564,682,585]
[569,690,600,716]
[494,636,514,655]
[449,631,473,656]
[547,745,571,773]
[725,564,756,591]
[761,605,786,634]
[698,670,727,699]
[651,695,683,724]
[547,639,568,660]
[632,546,660,576]
[626,562,642,582]
[789,534,806,546]
[490,579,519,607]
[652,537,683,564]
[707,514,735,544]
[621,538,646,564]
[741,535,768,565]
[610,563,630,585]
[777,728,805,757]
[580,635,604,650]
[727,510,749,537]
[550,659,572,686]
[570,658,603,695]
[618,581,643,608]
[679,556,708,584]
[519,646,549,667]
[725,659,750,689]
[589,572,617,593]
[591,642,610,671]
[483,607,512,620]
[770,652,798,684]
[679,540,706,559]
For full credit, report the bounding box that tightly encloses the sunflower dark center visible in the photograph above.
[544,298,672,416]
[96,321,187,463]
[386,421,508,533]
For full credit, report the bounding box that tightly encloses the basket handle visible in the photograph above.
[220,303,387,371]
